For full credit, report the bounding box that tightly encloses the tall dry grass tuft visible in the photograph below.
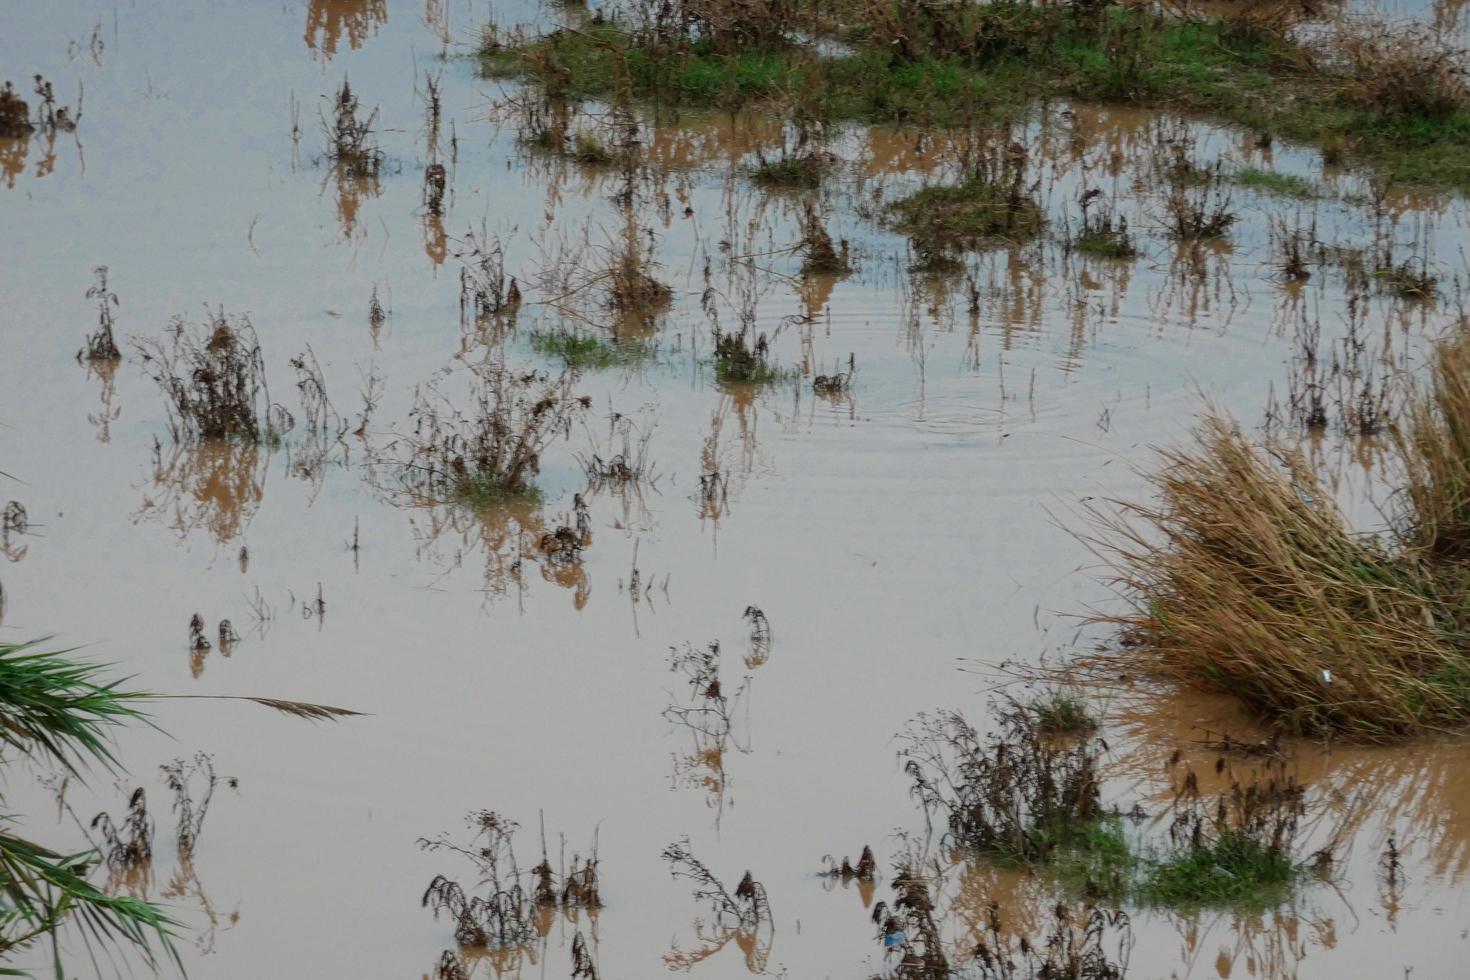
[1090,416,1470,740]
[1322,20,1470,120]
[1395,331,1470,560]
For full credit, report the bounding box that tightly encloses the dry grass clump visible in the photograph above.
[133,310,274,443]
[1092,414,1470,740]
[800,201,851,276]
[1394,334,1470,559]
[322,76,382,177]
[606,225,673,318]
[885,139,1043,258]
[0,81,32,137]
[1323,20,1470,120]
[671,0,805,50]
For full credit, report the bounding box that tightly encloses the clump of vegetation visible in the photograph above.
[799,201,851,276]
[967,901,1131,980]
[1395,331,1470,557]
[530,327,649,370]
[662,838,774,971]
[571,930,599,979]
[578,412,657,492]
[1327,20,1470,121]
[423,162,447,216]
[663,838,770,928]
[606,223,673,318]
[664,639,747,742]
[78,265,120,362]
[1160,160,1234,241]
[813,354,856,397]
[322,76,382,177]
[1271,305,1394,438]
[821,845,876,882]
[743,605,771,668]
[420,810,600,953]
[1373,259,1438,299]
[1073,188,1136,259]
[0,81,32,137]
[868,854,1133,980]
[712,328,790,385]
[482,0,1470,189]
[1026,691,1098,736]
[92,788,154,870]
[28,75,79,133]
[1271,215,1320,282]
[537,495,592,567]
[377,363,588,508]
[161,751,227,859]
[870,863,948,976]
[456,228,521,327]
[1090,403,1470,740]
[885,142,1042,255]
[1139,767,1310,907]
[664,638,750,816]
[900,700,1104,864]
[1235,168,1320,200]
[133,309,275,443]
[748,147,836,189]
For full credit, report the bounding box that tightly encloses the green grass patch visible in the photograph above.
[1043,815,1307,910]
[1075,214,1138,259]
[711,330,793,386]
[529,327,652,370]
[886,177,1044,251]
[1026,693,1099,735]
[1052,816,1136,903]
[1236,168,1322,199]
[484,8,1470,189]
[746,152,834,190]
[1137,828,1299,908]
[460,471,544,511]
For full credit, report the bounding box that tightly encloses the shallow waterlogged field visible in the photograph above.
[2,0,1470,977]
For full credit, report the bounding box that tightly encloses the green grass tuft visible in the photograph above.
[1235,168,1321,199]
[886,178,1044,251]
[746,152,834,190]
[1026,694,1099,735]
[529,327,651,371]
[1137,828,1298,908]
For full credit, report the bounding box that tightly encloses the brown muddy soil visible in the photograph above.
[1,1,1469,978]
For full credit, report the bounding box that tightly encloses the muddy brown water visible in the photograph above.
[2,1,1470,977]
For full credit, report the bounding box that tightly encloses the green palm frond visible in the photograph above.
[0,641,148,775]
[0,826,180,974]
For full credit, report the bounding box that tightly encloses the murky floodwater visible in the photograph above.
[2,1,1470,977]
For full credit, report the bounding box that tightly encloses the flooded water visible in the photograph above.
[2,1,1470,977]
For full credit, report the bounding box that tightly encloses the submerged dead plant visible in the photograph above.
[662,838,773,970]
[79,265,120,362]
[322,76,382,177]
[133,310,276,443]
[376,362,588,507]
[901,701,1104,864]
[420,810,599,953]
